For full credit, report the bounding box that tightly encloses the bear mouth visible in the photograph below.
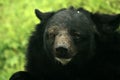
[54,51,73,65]
[55,57,72,65]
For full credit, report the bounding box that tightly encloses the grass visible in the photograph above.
[0,0,120,80]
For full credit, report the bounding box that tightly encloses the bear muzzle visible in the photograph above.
[53,31,77,65]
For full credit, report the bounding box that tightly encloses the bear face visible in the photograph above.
[36,8,96,65]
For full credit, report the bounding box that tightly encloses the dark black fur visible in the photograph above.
[92,13,120,79]
[80,8,120,79]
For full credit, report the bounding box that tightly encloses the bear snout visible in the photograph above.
[53,30,77,62]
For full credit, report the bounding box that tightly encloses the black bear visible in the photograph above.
[9,7,120,80]
[10,7,97,80]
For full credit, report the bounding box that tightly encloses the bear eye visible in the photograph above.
[49,32,56,38]
[47,28,57,38]
[71,31,81,40]
[74,32,81,39]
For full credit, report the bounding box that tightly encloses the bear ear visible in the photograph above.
[35,9,54,21]
[69,6,74,10]
[91,13,120,34]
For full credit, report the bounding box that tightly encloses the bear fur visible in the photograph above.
[79,8,120,79]
[91,13,120,79]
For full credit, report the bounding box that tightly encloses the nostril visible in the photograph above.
[56,47,68,53]
[55,47,71,58]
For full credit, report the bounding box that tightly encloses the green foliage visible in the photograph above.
[0,0,119,80]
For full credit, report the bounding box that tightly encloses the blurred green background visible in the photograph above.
[0,0,120,80]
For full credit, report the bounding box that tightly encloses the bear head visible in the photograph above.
[35,7,97,65]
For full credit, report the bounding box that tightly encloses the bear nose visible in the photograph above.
[56,47,68,53]
[55,47,70,58]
